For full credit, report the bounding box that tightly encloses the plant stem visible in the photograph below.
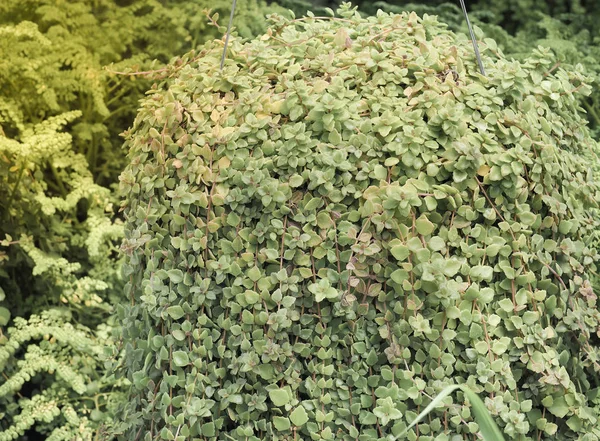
[6,164,25,214]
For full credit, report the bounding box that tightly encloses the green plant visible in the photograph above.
[0,108,123,440]
[117,4,600,440]
[0,309,121,441]
[0,0,281,186]
[0,13,128,440]
[0,108,122,318]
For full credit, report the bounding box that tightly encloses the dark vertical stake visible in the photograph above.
[459,0,486,76]
[220,0,238,70]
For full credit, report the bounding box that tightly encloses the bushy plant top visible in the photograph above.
[369,0,600,138]
[119,4,600,440]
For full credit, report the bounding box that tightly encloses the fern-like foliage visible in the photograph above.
[0,310,121,441]
[0,89,123,441]
[0,110,123,316]
[0,0,284,186]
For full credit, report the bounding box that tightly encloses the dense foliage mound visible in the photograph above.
[118,5,600,440]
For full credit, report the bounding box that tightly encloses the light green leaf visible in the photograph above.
[0,307,10,326]
[442,259,462,277]
[244,290,260,304]
[547,396,569,418]
[415,215,435,236]
[248,266,261,282]
[290,405,309,426]
[273,416,291,431]
[428,236,445,251]
[167,305,185,320]
[390,244,409,261]
[390,269,409,284]
[226,212,241,226]
[305,197,323,211]
[289,174,304,187]
[167,269,184,283]
[172,350,189,366]
[269,388,290,406]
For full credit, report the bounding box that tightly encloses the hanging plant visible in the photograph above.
[117,4,600,440]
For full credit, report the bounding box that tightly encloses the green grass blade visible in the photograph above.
[461,386,506,441]
[397,385,506,441]
[398,384,461,438]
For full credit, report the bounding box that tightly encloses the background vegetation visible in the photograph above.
[0,0,598,440]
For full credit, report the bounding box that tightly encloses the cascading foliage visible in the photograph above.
[118,4,600,440]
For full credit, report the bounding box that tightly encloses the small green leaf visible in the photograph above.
[244,290,260,304]
[497,298,514,313]
[469,265,493,282]
[390,244,409,261]
[0,307,10,326]
[290,405,309,426]
[289,174,304,187]
[263,248,279,260]
[519,212,536,226]
[201,422,216,437]
[442,259,462,277]
[167,269,184,283]
[328,129,342,145]
[273,416,291,431]
[547,396,569,418]
[226,212,241,226]
[269,388,290,406]
[242,309,254,324]
[172,351,189,366]
[305,197,323,211]
[317,211,333,229]
[167,305,185,320]
[558,220,572,234]
[248,266,261,282]
[428,236,445,251]
[415,215,435,236]
[390,269,409,284]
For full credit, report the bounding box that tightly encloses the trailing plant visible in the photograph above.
[118,4,600,440]
[400,385,506,441]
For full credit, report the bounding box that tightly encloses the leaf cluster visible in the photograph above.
[363,0,600,137]
[0,309,123,441]
[118,4,600,441]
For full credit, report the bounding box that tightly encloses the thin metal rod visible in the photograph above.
[458,0,486,76]
[220,0,237,70]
